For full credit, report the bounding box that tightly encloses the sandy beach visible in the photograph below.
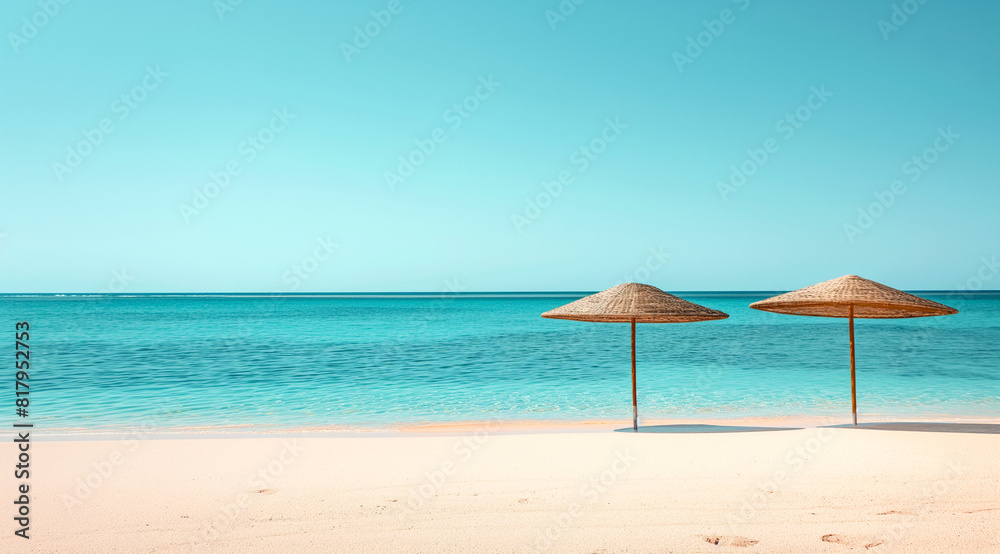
[4,421,999,553]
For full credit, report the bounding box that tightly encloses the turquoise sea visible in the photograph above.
[2,292,998,432]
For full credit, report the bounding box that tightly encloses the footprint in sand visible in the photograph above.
[703,535,759,547]
[821,534,884,549]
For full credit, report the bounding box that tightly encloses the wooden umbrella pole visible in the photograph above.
[631,318,637,432]
[849,304,857,426]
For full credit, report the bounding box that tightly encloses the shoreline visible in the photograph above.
[31,414,1000,441]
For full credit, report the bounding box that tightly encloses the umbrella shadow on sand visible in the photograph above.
[613,424,802,434]
[826,422,1000,435]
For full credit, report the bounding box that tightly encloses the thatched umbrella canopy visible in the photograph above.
[542,283,729,431]
[750,275,957,425]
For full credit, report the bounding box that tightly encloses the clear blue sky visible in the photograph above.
[1,1,997,293]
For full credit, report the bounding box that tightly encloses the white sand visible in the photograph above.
[3,422,999,552]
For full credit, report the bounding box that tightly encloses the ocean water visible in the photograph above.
[2,293,998,432]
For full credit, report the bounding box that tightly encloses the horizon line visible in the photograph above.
[2,290,998,297]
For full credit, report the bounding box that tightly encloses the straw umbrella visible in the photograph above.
[749,275,957,425]
[542,283,729,431]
